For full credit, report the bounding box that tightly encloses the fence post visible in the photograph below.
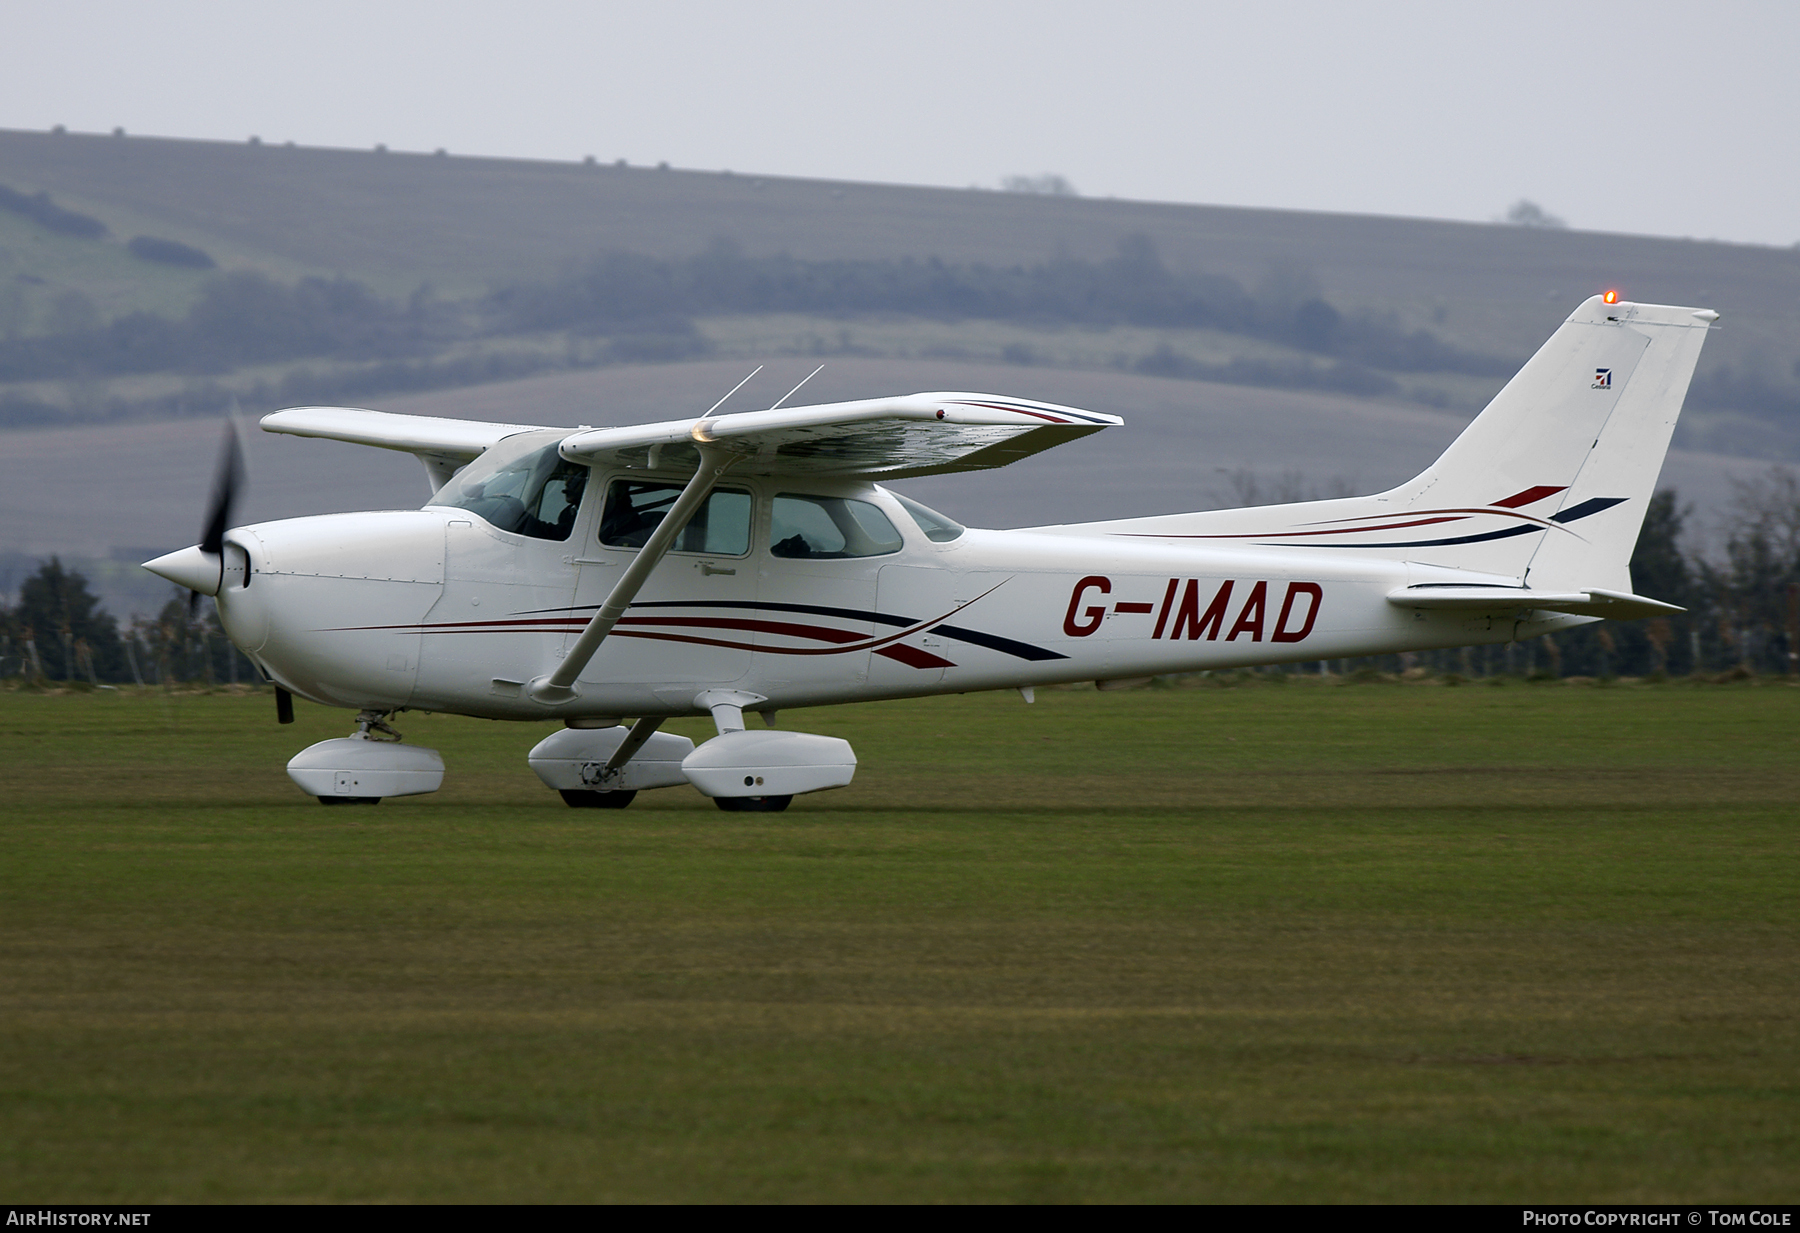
[1787,584,1798,678]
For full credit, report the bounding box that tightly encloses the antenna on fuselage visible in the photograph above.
[700,364,763,419]
[766,364,824,412]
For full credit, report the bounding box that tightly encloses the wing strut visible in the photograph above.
[527,447,735,704]
[599,716,665,781]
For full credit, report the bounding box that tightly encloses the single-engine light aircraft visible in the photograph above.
[145,295,1716,810]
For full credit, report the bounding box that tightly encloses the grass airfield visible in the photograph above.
[1,678,1795,1203]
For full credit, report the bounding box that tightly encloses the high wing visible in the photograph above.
[261,393,1120,484]
[558,393,1120,478]
[261,406,551,489]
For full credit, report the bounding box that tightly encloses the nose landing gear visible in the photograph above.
[286,710,445,805]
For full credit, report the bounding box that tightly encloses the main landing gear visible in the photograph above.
[713,793,793,813]
[559,788,639,809]
[527,692,855,813]
[529,719,694,809]
[682,691,849,814]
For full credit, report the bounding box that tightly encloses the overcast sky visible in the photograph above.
[5,0,1796,247]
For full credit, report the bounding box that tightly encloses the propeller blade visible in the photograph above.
[199,417,245,558]
[186,414,246,617]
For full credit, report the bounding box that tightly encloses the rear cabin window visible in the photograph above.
[599,480,752,555]
[892,492,965,542]
[769,494,903,559]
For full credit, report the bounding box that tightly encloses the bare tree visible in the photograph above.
[1502,200,1566,229]
[1000,174,1077,197]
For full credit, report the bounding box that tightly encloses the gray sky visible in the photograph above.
[5,0,1797,247]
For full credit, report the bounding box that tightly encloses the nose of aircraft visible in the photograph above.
[143,544,223,595]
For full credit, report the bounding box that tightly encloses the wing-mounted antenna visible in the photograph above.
[766,364,824,412]
[701,365,763,419]
[648,366,764,469]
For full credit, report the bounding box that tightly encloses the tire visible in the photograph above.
[560,789,638,809]
[713,794,793,813]
[317,796,381,805]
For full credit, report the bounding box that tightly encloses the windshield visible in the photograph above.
[429,436,588,542]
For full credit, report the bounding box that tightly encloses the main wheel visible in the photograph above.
[713,794,793,813]
[560,789,638,809]
[317,796,381,806]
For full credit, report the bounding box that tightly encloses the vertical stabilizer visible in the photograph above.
[1509,299,1713,591]
[1059,295,1715,592]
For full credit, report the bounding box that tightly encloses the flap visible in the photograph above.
[557,392,1121,479]
[1387,585,1685,620]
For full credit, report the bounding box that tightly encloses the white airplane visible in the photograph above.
[145,294,1715,810]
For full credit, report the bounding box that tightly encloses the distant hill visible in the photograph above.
[4,127,1795,355]
[1,126,1796,601]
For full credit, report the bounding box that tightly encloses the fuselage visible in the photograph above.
[215,470,1579,722]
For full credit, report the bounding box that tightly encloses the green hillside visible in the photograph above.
[4,127,1794,346]
[1,126,1797,580]
[4,127,1796,400]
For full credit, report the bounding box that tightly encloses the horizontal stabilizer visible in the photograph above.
[1387,585,1685,620]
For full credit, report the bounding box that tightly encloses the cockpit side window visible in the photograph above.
[769,494,904,559]
[599,480,752,555]
[431,441,589,542]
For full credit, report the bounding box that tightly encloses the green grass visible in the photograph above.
[1,681,1796,1202]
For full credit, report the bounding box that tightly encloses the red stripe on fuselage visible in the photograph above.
[614,615,865,644]
[1492,485,1567,509]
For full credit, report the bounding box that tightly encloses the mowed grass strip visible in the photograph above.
[0,682,1795,1202]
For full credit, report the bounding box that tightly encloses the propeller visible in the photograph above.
[141,410,285,723]
[191,416,245,616]
[199,416,244,558]
[142,416,246,613]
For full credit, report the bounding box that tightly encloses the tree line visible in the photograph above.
[0,559,254,688]
[0,237,1521,423]
[5,232,1796,437]
[3,178,1795,435]
[6,482,1800,688]
[484,236,1517,378]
